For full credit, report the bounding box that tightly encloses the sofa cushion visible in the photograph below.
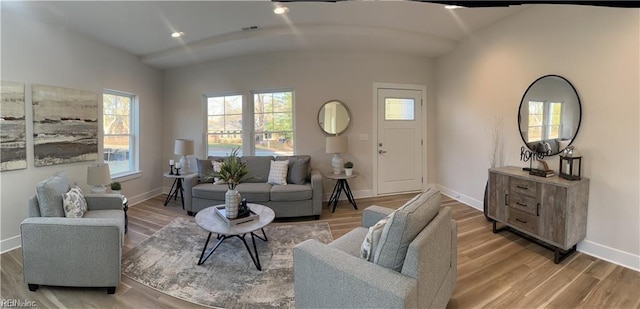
[268,160,289,185]
[373,186,441,272]
[329,227,368,257]
[276,155,310,185]
[36,171,70,217]
[63,185,88,218]
[192,183,229,200]
[270,184,312,201]
[235,183,272,202]
[242,156,273,183]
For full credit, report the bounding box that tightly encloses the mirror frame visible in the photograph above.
[318,100,351,135]
[517,74,582,156]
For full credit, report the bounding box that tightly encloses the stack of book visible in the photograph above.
[529,168,555,178]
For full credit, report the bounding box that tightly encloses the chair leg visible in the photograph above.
[107,287,116,294]
[28,284,39,292]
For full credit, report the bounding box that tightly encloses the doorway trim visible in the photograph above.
[372,82,428,196]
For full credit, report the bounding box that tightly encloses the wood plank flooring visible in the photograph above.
[2,193,639,308]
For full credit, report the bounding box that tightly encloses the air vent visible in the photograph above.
[242,26,259,31]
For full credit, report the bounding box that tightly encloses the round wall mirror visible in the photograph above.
[318,100,351,135]
[518,75,581,156]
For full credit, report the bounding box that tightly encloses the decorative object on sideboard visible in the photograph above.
[87,163,111,193]
[211,148,249,219]
[484,116,504,221]
[174,139,194,174]
[519,146,554,177]
[344,161,353,176]
[110,181,121,195]
[559,146,582,180]
[326,135,347,175]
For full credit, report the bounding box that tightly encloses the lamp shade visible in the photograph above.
[87,163,111,186]
[174,139,195,156]
[326,135,347,154]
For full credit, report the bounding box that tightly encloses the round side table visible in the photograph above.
[324,172,359,213]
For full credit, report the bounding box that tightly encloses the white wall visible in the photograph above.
[0,11,164,251]
[162,51,436,196]
[436,5,640,270]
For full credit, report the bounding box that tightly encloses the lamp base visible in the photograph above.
[332,154,344,175]
[91,185,107,193]
[179,155,191,174]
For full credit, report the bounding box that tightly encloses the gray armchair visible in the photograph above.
[21,172,125,294]
[294,187,457,308]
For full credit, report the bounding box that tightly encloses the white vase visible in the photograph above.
[225,189,241,219]
[345,168,353,176]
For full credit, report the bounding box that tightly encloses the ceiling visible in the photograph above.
[1,1,529,69]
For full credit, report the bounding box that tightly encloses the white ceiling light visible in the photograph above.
[444,5,463,10]
[273,6,289,15]
[171,31,185,38]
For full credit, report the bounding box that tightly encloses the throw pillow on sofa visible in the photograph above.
[268,160,289,185]
[361,213,393,262]
[63,185,88,218]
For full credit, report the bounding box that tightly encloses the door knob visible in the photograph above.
[378,150,387,154]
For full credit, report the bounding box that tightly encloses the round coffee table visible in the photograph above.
[195,203,275,270]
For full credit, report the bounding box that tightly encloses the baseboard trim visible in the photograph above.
[1,234,21,254]
[436,184,483,211]
[128,187,164,206]
[323,189,373,202]
[579,240,640,272]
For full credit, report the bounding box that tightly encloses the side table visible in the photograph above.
[122,196,128,234]
[324,172,359,213]
[163,172,195,209]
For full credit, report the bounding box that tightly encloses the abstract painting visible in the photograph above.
[32,84,98,167]
[0,81,27,171]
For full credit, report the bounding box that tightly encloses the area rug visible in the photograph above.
[121,217,333,308]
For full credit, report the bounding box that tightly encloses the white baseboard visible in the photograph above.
[1,234,21,254]
[579,240,640,272]
[128,187,164,206]
[323,189,373,202]
[436,184,483,211]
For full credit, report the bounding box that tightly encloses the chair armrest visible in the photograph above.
[361,205,395,228]
[85,194,123,211]
[183,174,199,211]
[310,169,323,216]
[294,239,418,308]
[20,217,122,286]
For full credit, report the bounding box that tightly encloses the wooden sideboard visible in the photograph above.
[487,166,589,263]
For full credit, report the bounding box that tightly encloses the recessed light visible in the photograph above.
[273,6,289,15]
[445,5,463,10]
[171,31,185,38]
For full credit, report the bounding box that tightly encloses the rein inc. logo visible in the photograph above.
[0,299,37,308]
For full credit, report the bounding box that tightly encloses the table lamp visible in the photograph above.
[174,139,195,174]
[326,135,348,174]
[87,163,111,193]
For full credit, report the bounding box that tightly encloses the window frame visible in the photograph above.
[203,92,246,157]
[251,89,295,156]
[102,89,139,179]
[527,100,563,143]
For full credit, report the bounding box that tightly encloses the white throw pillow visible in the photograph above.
[361,213,393,261]
[211,161,227,185]
[268,160,288,185]
[62,185,87,218]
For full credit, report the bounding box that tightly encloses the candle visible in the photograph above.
[169,159,175,165]
[175,162,181,168]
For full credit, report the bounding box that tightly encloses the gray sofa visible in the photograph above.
[21,171,125,294]
[294,186,457,308]
[184,155,323,218]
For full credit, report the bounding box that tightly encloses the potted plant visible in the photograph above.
[110,181,122,195]
[209,148,248,219]
[344,161,354,176]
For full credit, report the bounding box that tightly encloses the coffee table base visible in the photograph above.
[197,228,268,270]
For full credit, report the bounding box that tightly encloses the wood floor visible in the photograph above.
[2,193,639,308]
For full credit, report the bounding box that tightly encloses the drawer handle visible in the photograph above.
[505,193,509,206]
[516,185,529,190]
[516,218,528,224]
[537,203,540,216]
[516,202,527,207]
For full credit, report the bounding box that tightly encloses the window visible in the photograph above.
[205,90,294,157]
[385,98,415,120]
[206,94,243,156]
[254,91,294,156]
[103,91,137,176]
[527,100,562,142]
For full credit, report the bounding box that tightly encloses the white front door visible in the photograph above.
[376,88,423,195]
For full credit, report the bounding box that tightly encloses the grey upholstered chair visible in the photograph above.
[294,186,457,308]
[21,171,125,294]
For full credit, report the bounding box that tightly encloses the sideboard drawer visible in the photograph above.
[507,207,539,235]
[510,178,537,196]
[509,192,538,215]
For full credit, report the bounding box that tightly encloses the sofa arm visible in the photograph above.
[310,169,323,216]
[20,217,122,287]
[294,239,418,308]
[85,194,123,211]
[361,205,395,228]
[182,173,199,212]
